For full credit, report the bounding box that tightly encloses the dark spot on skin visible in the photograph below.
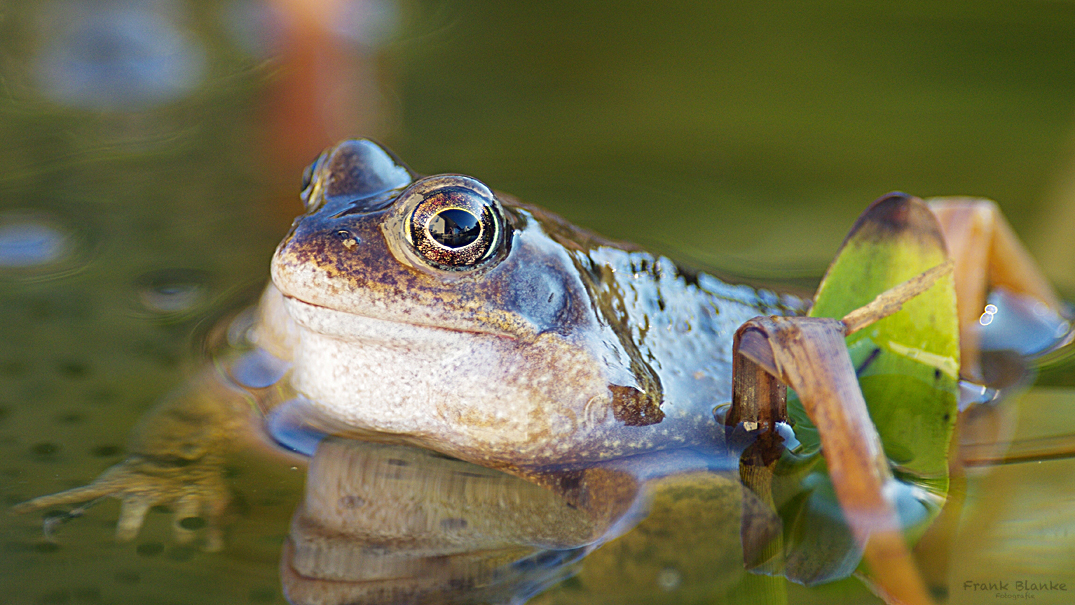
[31,442,61,457]
[942,413,951,422]
[386,458,409,467]
[934,368,943,381]
[177,517,206,530]
[855,347,882,376]
[91,445,122,457]
[150,505,172,514]
[440,517,468,530]
[113,571,140,585]
[572,253,666,415]
[136,542,164,557]
[339,495,365,508]
[57,361,90,378]
[609,385,665,426]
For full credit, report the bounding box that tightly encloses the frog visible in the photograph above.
[266,139,802,470]
[14,139,1063,574]
[13,139,802,544]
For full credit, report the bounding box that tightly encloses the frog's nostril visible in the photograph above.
[335,230,360,250]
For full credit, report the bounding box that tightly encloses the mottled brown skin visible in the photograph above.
[270,140,803,473]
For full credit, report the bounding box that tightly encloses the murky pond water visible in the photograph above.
[4,2,1075,604]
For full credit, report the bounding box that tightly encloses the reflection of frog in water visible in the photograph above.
[16,139,800,549]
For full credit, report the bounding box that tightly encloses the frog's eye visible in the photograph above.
[402,176,505,270]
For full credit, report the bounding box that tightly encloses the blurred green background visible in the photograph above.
[388,0,1075,280]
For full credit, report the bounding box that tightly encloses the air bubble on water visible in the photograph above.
[656,567,681,591]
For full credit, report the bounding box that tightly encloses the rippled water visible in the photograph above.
[4,2,1075,604]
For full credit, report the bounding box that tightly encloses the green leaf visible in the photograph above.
[808,192,959,488]
[762,193,960,584]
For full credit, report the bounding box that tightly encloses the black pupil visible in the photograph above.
[428,209,481,248]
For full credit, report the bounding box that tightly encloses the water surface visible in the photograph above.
[3,1,1075,604]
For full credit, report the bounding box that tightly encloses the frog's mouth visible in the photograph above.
[281,294,526,342]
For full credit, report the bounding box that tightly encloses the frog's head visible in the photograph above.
[270,140,664,468]
[272,139,588,341]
